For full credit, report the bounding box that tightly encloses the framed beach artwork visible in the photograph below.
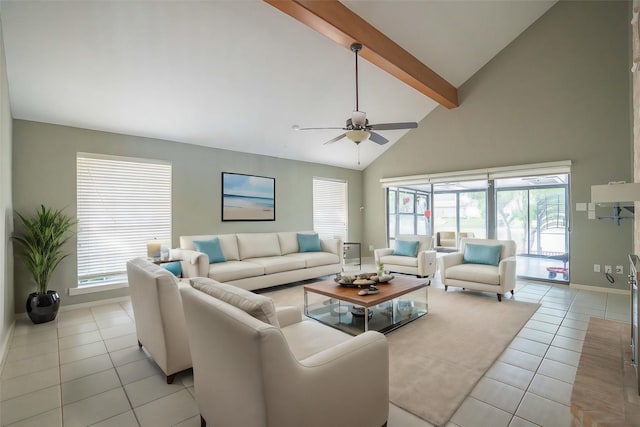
[222,172,275,221]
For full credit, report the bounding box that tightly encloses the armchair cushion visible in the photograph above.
[463,243,502,266]
[446,263,501,285]
[190,277,279,327]
[193,238,226,264]
[393,240,419,257]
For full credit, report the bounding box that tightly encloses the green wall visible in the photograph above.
[0,10,15,353]
[363,1,633,290]
[11,120,363,311]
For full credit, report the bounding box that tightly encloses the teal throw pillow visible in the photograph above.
[161,261,182,277]
[297,233,322,252]
[463,243,502,266]
[393,240,419,257]
[193,238,226,264]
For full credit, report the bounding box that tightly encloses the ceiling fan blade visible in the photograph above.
[369,122,418,131]
[324,133,347,145]
[369,131,389,145]
[295,126,345,131]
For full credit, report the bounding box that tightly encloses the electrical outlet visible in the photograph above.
[605,265,612,274]
[369,245,374,251]
[594,264,600,273]
[616,265,624,274]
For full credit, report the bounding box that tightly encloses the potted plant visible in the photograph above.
[13,205,76,324]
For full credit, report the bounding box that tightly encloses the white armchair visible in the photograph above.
[439,238,517,301]
[180,278,389,427]
[125,258,192,383]
[374,235,437,281]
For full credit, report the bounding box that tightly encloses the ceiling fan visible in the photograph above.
[293,42,418,147]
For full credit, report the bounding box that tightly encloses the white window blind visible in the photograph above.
[313,177,347,240]
[77,153,171,286]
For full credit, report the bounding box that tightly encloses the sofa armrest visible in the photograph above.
[292,331,389,425]
[276,306,302,328]
[171,248,209,278]
[374,248,393,261]
[439,252,464,275]
[499,256,517,292]
[320,238,343,263]
[417,250,437,277]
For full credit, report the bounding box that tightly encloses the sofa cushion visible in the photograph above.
[463,243,502,266]
[446,264,500,285]
[207,260,265,283]
[277,232,300,255]
[193,238,226,264]
[190,277,279,327]
[285,252,340,268]
[243,256,306,275]
[393,240,419,257]
[379,254,418,268]
[181,234,240,261]
[237,233,281,259]
[280,319,351,360]
[297,233,322,252]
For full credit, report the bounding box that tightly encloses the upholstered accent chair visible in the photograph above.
[126,258,192,383]
[435,231,475,251]
[374,234,437,281]
[439,238,517,301]
[180,277,389,427]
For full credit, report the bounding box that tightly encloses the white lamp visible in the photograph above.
[147,239,162,259]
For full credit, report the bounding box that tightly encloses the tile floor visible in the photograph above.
[0,272,630,427]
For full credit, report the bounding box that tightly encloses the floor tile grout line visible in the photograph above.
[508,283,575,426]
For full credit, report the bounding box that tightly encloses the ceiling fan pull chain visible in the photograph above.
[357,143,360,165]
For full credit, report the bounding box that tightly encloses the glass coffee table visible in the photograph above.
[303,276,428,335]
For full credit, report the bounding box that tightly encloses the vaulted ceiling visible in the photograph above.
[0,0,556,170]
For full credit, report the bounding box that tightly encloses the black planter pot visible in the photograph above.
[26,290,60,324]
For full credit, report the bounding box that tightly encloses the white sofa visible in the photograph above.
[175,232,343,291]
[439,238,517,301]
[125,258,192,383]
[181,277,389,427]
[374,235,437,281]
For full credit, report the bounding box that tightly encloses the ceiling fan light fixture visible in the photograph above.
[346,129,369,143]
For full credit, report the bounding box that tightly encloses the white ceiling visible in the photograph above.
[0,0,556,170]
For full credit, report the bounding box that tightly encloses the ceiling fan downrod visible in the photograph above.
[351,43,363,115]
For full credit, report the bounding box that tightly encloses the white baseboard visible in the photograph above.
[569,282,630,295]
[14,295,132,320]
[59,296,131,312]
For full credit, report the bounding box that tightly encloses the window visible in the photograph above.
[382,161,571,283]
[313,177,347,240]
[76,153,171,287]
[387,186,430,243]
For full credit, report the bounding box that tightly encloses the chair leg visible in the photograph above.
[511,290,514,295]
[201,415,206,427]
[137,340,143,348]
[497,293,502,302]
[444,285,448,291]
[381,422,387,427]
[166,374,176,384]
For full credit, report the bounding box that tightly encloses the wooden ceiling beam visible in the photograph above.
[263,0,458,109]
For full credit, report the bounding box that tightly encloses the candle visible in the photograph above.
[147,240,162,259]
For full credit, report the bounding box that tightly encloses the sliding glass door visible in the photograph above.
[496,176,569,282]
[385,171,570,284]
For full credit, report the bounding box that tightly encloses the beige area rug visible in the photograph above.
[263,284,539,427]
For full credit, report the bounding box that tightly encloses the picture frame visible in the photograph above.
[222,172,275,221]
